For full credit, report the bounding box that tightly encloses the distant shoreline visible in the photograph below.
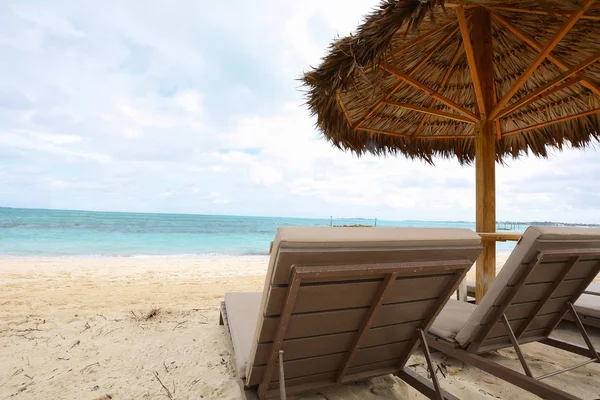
[0,251,514,260]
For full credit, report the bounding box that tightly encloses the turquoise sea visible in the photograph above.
[0,208,523,257]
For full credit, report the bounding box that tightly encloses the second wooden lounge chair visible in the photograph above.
[220,227,482,399]
[428,226,600,400]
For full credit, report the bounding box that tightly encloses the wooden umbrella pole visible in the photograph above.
[475,119,496,303]
[471,7,496,303]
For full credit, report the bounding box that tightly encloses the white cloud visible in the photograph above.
[176,91,204,115]
[250,165,283,186]
[123,127,141,138]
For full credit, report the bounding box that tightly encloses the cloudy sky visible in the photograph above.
[1,1,599,223]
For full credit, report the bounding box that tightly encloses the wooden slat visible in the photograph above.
[491,12,600,98]
[254,332,355,365]
[504,278,584,306]
[259,308,366,342]
[413,134,476,139]
[259,298,437,342]
[383,100,476,123]
[492,0,596,115]
[493,52,600,120]
[488,5,600,21]
[266,274,453,316]
[388,275,454,304]
[336,273,397,382]
[265,280,380,316]
[478,232,522,242]
[272,246,482,284]
[495,78,582,119]
[356,126,410,138]
[379,64,479,122]
[487,313,558,339]
[526,259,600,283]
[256,319,428,365]
[294,261,471,280]
[552,279,589,298]
[502,108,600,137]
[568,259,600,279]
[457,5,485,116]
[513,280,583,304]
[504,297,567,320]
[362,321,423,348]
[487,319,524,339]
[251,353,345,385]
[532,245,600,255]
[524,313,562,333]
[502,303,536,322]
[373,299,439,326]
[352,341,411,367]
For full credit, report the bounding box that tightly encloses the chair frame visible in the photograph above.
[428,248,600,400]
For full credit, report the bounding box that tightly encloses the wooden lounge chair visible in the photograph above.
[467,274,600,329]
[219,227,482,399]
[428,226,600,400]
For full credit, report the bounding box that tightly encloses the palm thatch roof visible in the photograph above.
[303,0,600,164]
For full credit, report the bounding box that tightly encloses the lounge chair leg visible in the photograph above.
[504,305,599,382]
[501,314,534,378]
[427,336,581,400]
[566,302,600,362]
[278,350,286,399]
[418,328,443,400]
[397,367,459,400]
[396,329,458,400]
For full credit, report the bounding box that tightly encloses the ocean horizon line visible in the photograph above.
[2,206,598,227]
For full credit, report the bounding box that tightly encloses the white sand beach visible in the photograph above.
[1,255,600,400]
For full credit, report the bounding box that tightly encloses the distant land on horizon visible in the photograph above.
[2,206,599,228]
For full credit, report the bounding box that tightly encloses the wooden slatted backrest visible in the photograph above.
[244,227,482,398]
[457,226,600,353]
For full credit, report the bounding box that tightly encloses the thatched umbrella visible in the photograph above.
[303,0,600,302]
